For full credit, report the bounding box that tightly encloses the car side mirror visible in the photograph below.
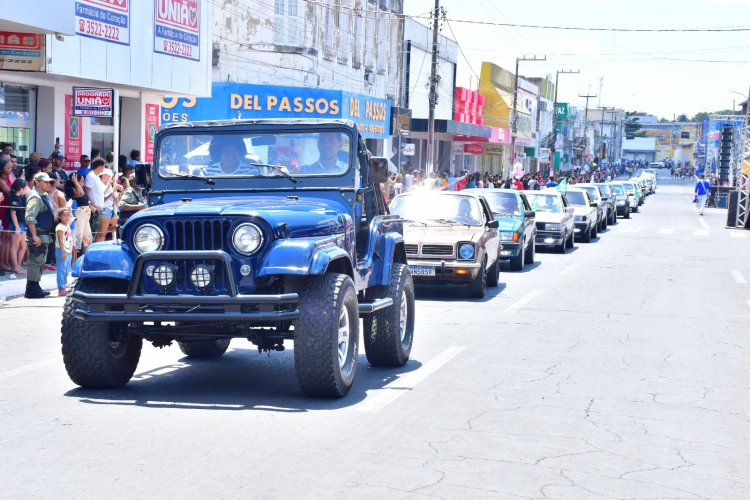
[135,162,151,189]
[487,220,499,229]
[524,210,535,218]
[368,157,389,186]
[590,202,599,207]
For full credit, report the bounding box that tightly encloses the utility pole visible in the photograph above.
[599,106,614,165]
[425,0,442,175]
[551,69,579,171]
[579,93,597,165]
[510,55,546,178]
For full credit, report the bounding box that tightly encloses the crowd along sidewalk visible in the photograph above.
[0,272,59,301]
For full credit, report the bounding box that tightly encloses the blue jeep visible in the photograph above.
[61,119,415,398]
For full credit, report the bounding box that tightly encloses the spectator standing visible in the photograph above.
[84,158,107,241]
[64,172,92,256]
[694,174,711,216]
[49,152,69,185]
[24,172,55,299]
[55,207,74,296]
[0,158,15,271]
[8,178,29,274]
[77,155,92,178]
[128,149,141,168]
[98,168,121,241]
[118,174,147,226]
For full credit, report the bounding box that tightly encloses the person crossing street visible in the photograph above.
[24,172,56,298]
[694,174,711,216]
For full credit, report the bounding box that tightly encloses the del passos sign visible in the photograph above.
[160,83,392,139]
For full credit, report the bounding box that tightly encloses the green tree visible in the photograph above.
[676,114,689,122]
[624,111,645,137]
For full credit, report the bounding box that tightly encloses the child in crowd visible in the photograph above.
[55,208,74,296]
[8,178,30,274]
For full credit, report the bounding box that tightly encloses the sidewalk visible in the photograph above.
[0,272,59,301]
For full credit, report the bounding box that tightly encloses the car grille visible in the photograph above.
[420,244,454,257]
[405,244,418,255]
[164,219,232,251]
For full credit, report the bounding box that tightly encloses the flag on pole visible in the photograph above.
[556,178,568,193]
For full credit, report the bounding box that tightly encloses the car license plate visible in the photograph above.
[409,265,435,276]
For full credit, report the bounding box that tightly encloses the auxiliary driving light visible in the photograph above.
[152,264,176,287]
[190,264,214,289]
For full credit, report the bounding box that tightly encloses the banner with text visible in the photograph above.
[154,0,200,61]
[160,83,392,139]
[73,87,114,117]
[64,95,84,170]
[144,103,160,163]
[0,32,45,72]
[75,0,130,46]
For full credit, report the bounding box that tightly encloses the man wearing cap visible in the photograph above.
[24,172,56,298]
[49,152,69,186]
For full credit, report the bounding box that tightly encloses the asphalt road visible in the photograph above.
[2,174,749,499]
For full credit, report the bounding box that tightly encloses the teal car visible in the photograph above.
[464,189,536,270]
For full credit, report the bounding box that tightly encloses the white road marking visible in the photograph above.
[560,264,579,275]
[503,289,544,314]
[730,231,747,239]
[731,270,747,285]
[354,346,466,413]
[698,217,709,230]
[658,228,674,235]
[693,230,709,237]
[0,358,58,381]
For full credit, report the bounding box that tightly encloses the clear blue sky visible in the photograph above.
[404,0,750,119]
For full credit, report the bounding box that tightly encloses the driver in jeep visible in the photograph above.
[204,136,259,176]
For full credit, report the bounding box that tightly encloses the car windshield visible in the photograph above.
[579,186,601,201]
[622,183,635,192]
[597,185,612,197]
[482,192,521,216]
[565,191,589,206]
[609,184,625,195]
[526,193,562,213]
[390,194,483,226]
[157,130,352,178]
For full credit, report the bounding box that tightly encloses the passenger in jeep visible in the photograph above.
[302,133,348,175]
[205,136,259,176]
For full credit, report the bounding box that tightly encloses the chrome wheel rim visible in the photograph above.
[399,290,408,343]
[337,307,350,369]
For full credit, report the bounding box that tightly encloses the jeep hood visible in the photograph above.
[131,196,348,237]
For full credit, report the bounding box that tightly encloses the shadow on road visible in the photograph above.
[414,281,506,302]
[64,348,423,412]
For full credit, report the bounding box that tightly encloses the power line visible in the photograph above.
[444,19,478,80]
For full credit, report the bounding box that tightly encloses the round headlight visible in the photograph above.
[133,224,164,253]
[232,223,263,255]
[458,243,475,260]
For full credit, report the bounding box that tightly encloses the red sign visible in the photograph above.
[73,87,114,117]
[64,95,84,170]
[0,31,45,71]
[144,103,160,163]
[464,143,484,155]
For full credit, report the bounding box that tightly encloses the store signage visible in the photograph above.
[75,0,130,46]
[0,32,45,72]
[464,143,484,155]
[402,143,415,156]
[154,0,201,61]
[160,83,392,139]
[72,87,114,117]
[555,103,569,120]
[144,103,160,163]
[64,95,84,170]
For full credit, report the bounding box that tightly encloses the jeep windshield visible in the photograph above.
[157,130,352,178]
[390,193,483,226]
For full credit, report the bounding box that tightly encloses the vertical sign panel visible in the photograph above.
[144,103,160,163]
[64,95,84,170]
[154,0,200,61]
[75,0,130,46]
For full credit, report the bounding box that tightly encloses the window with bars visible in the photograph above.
[338,0,350,64]
[274,0,303,47]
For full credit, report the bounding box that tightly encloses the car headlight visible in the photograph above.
[575,215,586,222]
[500,231,514,241]
[458,243,475,260]
[545,223,561,231]
[617,200,626,205]
[232,223,263,255]
[133,224,164,253]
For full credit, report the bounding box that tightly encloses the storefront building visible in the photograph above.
[0,0,212,166]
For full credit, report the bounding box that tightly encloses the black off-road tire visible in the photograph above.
[467,259,487,298]
[178,339,231,359]
[525,239,535,264]
[61,279,142,388]
[509,245,525,271]
[294,273,359,398]
[363,263,415,367]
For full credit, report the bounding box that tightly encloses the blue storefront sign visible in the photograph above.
[160,82,392,139]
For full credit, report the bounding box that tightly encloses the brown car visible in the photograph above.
[389,191,501,298]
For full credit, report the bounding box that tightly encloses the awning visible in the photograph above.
[411,119,492,138]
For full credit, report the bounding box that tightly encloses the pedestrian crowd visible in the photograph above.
[0,144,146,298]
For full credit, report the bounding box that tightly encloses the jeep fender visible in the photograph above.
[72,242,136,280]
[256,236,353,278]
[372,232,406,286]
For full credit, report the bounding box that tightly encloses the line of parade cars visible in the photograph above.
[388,171,657,299]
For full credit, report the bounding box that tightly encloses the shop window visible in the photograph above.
[0,87,31,115]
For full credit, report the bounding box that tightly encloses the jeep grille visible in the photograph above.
[164,219,232,251]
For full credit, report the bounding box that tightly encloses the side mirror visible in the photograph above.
[135,162,152,189]
[367,157,389,186]
[590,202,599,207]
[524,210,535,218]
[487,220,499,229]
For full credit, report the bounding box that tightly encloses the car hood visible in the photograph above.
[130,196,348,238]
[571,205,596,216]
[403,223,484,244]
[494,215,522,232]
[534,211,566,223]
